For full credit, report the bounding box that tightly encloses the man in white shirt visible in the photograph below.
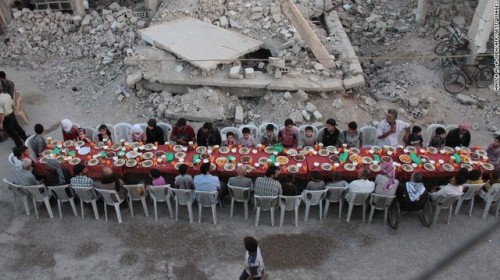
[346,168,375,201]
[240,236,265,280]
[376,109,410,147]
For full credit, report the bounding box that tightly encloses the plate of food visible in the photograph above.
[344,163,355,171]
[155,151,165,158]
[126,151,139,159]
[105,151,116,159]
[241,156,251,164]
[88,158,99,166]
[442,163,454,172]
[362,157,374,164]
[111,143,122,151]
[76,141,86,147]
[369,163,381,172]
[210,163,217,171]
[43,150,53,156]
[39,156,52,164]
[399,154,412,164]
[460,147,471,153]
[443,146,454,154]
[476,150,487,157]
[224,163,236,171]
[424,163,436,171]
[326,146,337,153]
[219,146,230,154]
[196,146,207,154]
[419,156,430,163]
[349,148,360,155]
[459,154,471,164]
[381,156,393,163]
[129,142,139,148]
[175,152,186,159]
[371,146,381,153]
[406,146,417,153]
[216,157,228,165]
[114,158,126,167]
[56,156,65,163]
[402,164,414,172]
[69,158,81,165]
[143,152,154,160]
[200,153,211,160]
[427,147,438,154]
[321,163,332,171]
[318,149,329,156]
[126,159,137,167]
[287,165,299,173]
[243,164,254,173]
[174,162,184,170]
[239,147,250,155]
[460,163,473,171]
[173,145,183,152]
[470,153,480,160]
[386,146,396,153]
[481,163,494,171]
[141,160,153,167]
[94,142,105,149]
[349,154,362,163]
[287,149,298,156]
[299,149,310,155]
[294,154,305,162]
[329,154,340,163]
[264,146,274,154]
[276,156,289,165]
[144,144,155,151]
[63,140,75,147]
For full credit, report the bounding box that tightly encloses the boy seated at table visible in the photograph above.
[175,164,194,190]
[33,124,47,157]
[239,127,257,147]
[429,127,446,149]
[306,171,326,190]
[406,125,423,148]
[326,172,348,188]
[281,174,300,195]
[298,126,316,148]
[260,124,278,146]
[467,169,484,185]
[222,131,239,147]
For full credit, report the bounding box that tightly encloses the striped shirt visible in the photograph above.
[70,175,95,188]
[32,135,46,156]
[14,169,39,186]
[254,176,282,196]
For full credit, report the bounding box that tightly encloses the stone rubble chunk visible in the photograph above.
[305,102,317,113]
[175,64,184,73]
[126,71,143,87]
[109,2,121,11]
[104,30,116,46]
[456,94,478,105]
[408,97,419,107]
[283,91,292,100]
[235,105,244,123]
[301,110,311,121]
[295,89,309,101]
[313,110,323,120]
[332,98,343,108]
[220,16,228,28]
[82,14,92,26]
[229,66,243,79]
[313,62,325,71]
[244,68,255,79]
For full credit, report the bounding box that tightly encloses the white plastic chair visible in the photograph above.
[359,126,377,148]
[279,195,302,227]
[138,123,148,133]
[426,124,446,146]
[24,135,37,159]
[194,190,219,224]
[80,126,97,141]
[445,124,458,133]
[8,153,16,166]
[47,184,78,218]
[432,194,461,224]
[228,185,251,219]
[3,178,30,215]
[324,185,349,219]
[258,122,279,139]
[170,188,195,223]
[71,186,99,220]
[345,191,371,222]
[22,184,54,219]
[147,185,173,220]
[95,188,125,223]
[220,127,241,141]
[368,193,396,226]
[157,122,172,142]
[94,124,115,141]
[238,124,259,140]
[114,123,133,142]
[302,189,327,222]
[254,195,278,227]
[454,184,483,216]
[122,184,149,217]
[479,183,500,219]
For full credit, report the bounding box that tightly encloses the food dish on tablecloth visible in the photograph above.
[419,156,430,163]
[386,146,396,152]
[258,157,268,165]
[319,149,329,156]
[43,150,53,156]
[141,160,153,167]
[276,156,289,165]
[224,163,236,171]
[63,140,74,147]
[56,156,65,162]
[287,165,298,173]
[402,164,414,172]
[130,142,140,148]
[481,163,494,171]
[173,145,183,152]
[321,163,332,171]
[349,155,362,163]
[371,146,381,153]
[369,164,381,172]
[470,153,480,160]
[424,163,435,171]
[76,141,86,147]
[264,146,274,154]
[94,142,105,149]
[344,163,355,171]
[88,158,99,166]
[362,157,373,164]
[239,147,250,155]
[105,151,116,159]
[243,164,254,172]
[69,158,81,165]
[114,159,125,167]
[287,149,298,156]
[142,152,154,160]
[475,150,487,157]
[216,157,228,165]
[442,163,454,172]
[299,149,310,155]
[196,146,207,154]
[219,146,230,154]
[381,156,393,162]
[329,154,340,163]
[460,164,472,171]
[200,153,211,160]
[39,156,51,164]
[460,147,471,153]
[175,152,186,159]
[294,154,305,162]
[126,159,137,167]
[210,163,217,171]
[459,155,471,163]
[349,148,360,155]
[443,146,454,154]
[241,156,251,164]
[111,144,122,151]
[427,147,438,154]
[126,151,139,159]
[174,162,183,170]
[399,154,412,164]
[155,151,165,158]
[144,144,155,150]
[326,146,337,153]
[406,146,417,153]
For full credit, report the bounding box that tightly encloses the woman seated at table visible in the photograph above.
[44,159,71,186]
[95,124,112,143]
[95,167,127,200]
[131,124,146,142]
[61,119,79,141]
[374,162,398,196]
[77,128,92,143]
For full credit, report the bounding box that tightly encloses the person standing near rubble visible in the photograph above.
[0,86,28,147]
[0,71,15,98]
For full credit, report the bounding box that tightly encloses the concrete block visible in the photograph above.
[229,66,243,79]
[116,94,125,102]
[104,30,116,46]
[235,105,244,123]
[175,64,184,73]
[313,110,323,120]
[306,102,317,113]
[244,68,255,79]
[126,71,143,87]
[82,15,92,26]
[283,91,292,100]
[12,10,22,19]
[295,89,308,101]
[269,57,286,68]
[343,75,365,89]
[313,62,325,71]
[109,2,121,11]
[220,16,228,28]
[301,110,311,121]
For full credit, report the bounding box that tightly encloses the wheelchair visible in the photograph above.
[388,185,433,229]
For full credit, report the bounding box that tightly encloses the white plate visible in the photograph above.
[77,147,91,155]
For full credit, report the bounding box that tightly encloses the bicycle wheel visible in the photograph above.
[419,198,433,227]
[388,199,400,230]
[443,71,467,94]
[475,65,494,88]
[434,39,456,56]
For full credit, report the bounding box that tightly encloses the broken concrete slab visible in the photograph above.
[139,17,263,71]
[343,75,365,89]
[234,105,244,123]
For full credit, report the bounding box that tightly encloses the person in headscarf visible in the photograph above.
[61,119,79,141]
[95,167,127,201]
[146,118,164,144]
[405,173,426,202]
[395,173,428,211]
[374,161,398,196]
[44,159,71,186]
[445,121,471,147]
[131,124,146,142]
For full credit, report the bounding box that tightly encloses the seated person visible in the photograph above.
[95,167,127,200]
[254,166,282,196]
[298,126,317,148]
[260,124,278,146]
[318,118,341,147]
[482,168,500,193]
[326,172,348,188]
[32,124,47,157]
[150,168,166,186]
[175,164,194,190]
[222,131,239,147]
[12,146,29,169]
[467,169,483,185]
[61,119,79,141]
[429,127,446,148]
[45,159,71,186]
[278,119,298,148]
[77,128,92,143]
[146,118,165,144]
[14,159,39,186]
[194,162,220,192]
[306,171,325,190]
[239,127,257,147]
[197,122,222,147]
[374,162,398,196]
[281,174,299,196]
[171,117,195,145]
[131,124,146,142]
[345,168,374,201]
[430,175,467,201]
[339,121,363,148]
[486,135,500,168]
[95,124,112,143]
[406,125,424,148]
[445,121,471,147]
[396,173,428,211]
[228,165,253,189]
[70,163,95,188]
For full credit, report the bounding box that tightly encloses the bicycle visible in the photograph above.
[442,62,494,94]
[426,23,469,70]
